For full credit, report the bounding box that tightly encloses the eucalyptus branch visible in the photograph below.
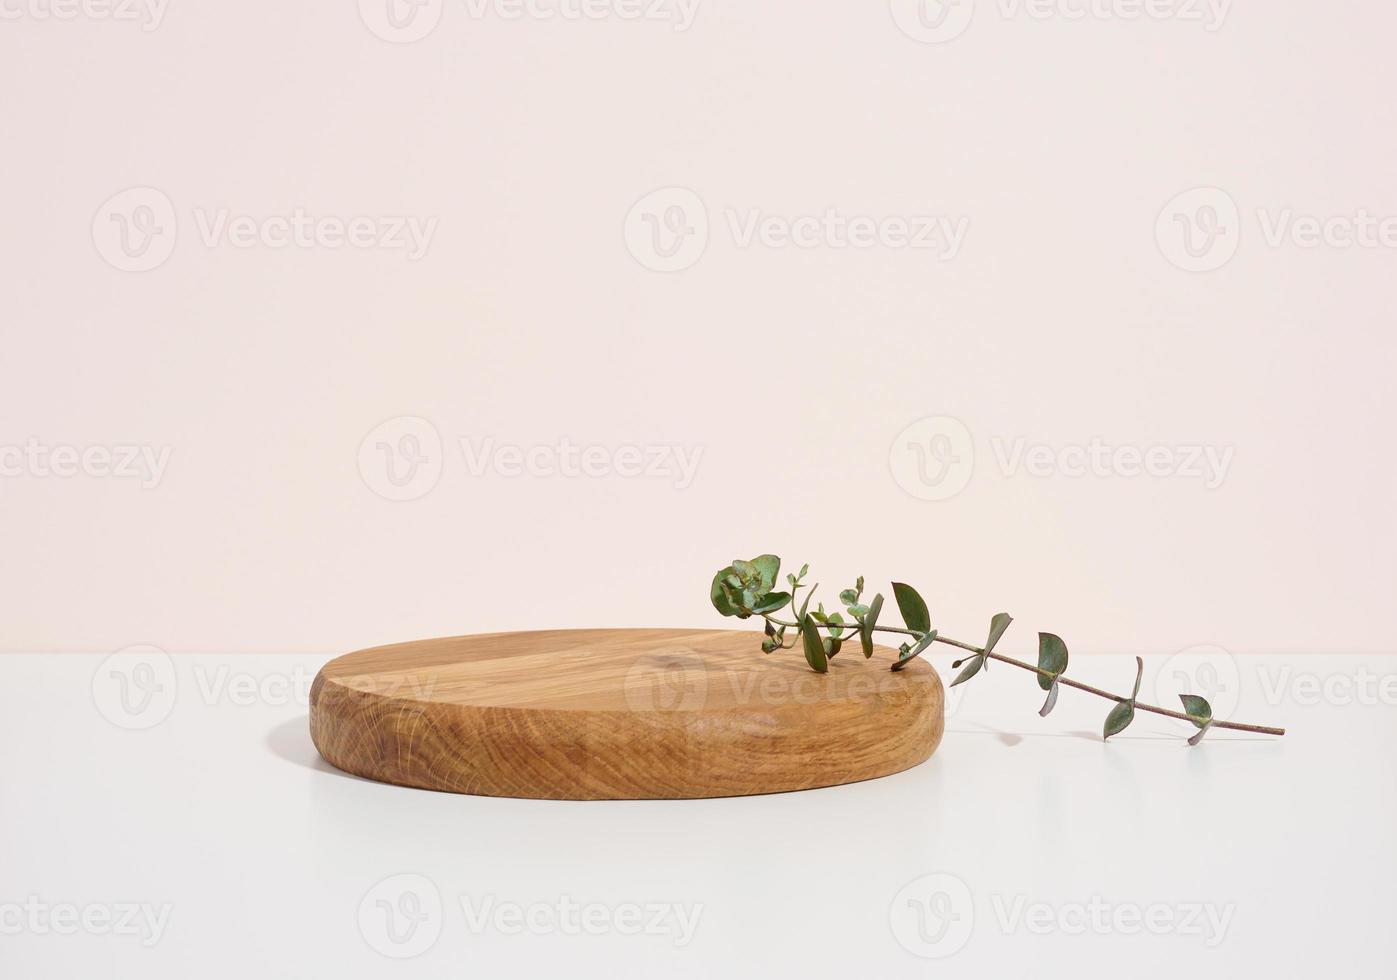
[710,554,1285,744]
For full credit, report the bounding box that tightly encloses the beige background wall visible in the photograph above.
[2,1,1393,656]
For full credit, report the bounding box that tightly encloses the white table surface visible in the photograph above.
[3,649,1393,978]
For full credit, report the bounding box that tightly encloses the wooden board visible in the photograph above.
[310,628,943,800]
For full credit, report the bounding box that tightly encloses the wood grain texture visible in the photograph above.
[310,628,943,800]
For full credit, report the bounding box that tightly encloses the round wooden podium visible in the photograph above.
[310,628,943,800]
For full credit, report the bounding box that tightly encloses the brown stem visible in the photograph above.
[981,649,1286,737]
[765,615,1286,738]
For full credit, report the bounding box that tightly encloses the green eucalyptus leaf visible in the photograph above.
[948,653,984,687]
[860,593,884,659]
[795,584,816,623]
[1036,633,1069,691]
[1179,694,1213,727]
[801,620,828,673]
[1039,679,1060,717]
[711,557,789,618]
[985,612,1013,654]
[823,636,843,658]
[750,554,780,592]
[892,582,931,633]
[751,591,791,615]
[891,629,937,672]
[710,570,742,617]
[761,618,784,653]
[1103,700,1135,740]
[839,588,860,607]
[1131,657,1144,700]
